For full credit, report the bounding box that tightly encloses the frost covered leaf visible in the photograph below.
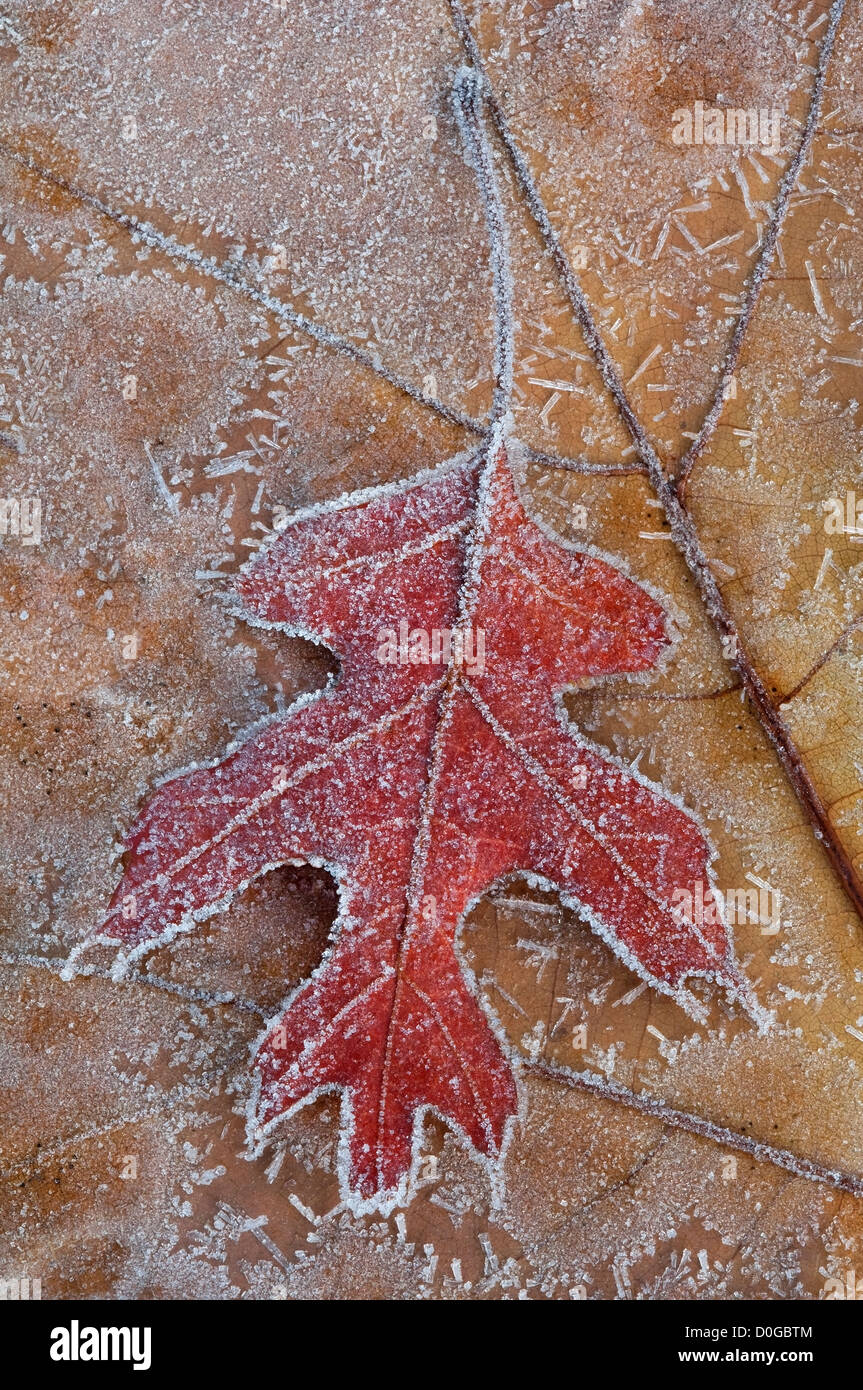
[3,0,863,1299]
[88,440,751,1209]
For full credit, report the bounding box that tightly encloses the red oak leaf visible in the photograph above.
[81,439,756,1211]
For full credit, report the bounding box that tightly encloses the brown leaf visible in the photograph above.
[1,0,862,1300]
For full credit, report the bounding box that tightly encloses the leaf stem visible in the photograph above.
[451,66,514,437]
[527,1058,863,1199]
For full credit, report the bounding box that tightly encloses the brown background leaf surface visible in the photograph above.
[2,0,863,1299]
